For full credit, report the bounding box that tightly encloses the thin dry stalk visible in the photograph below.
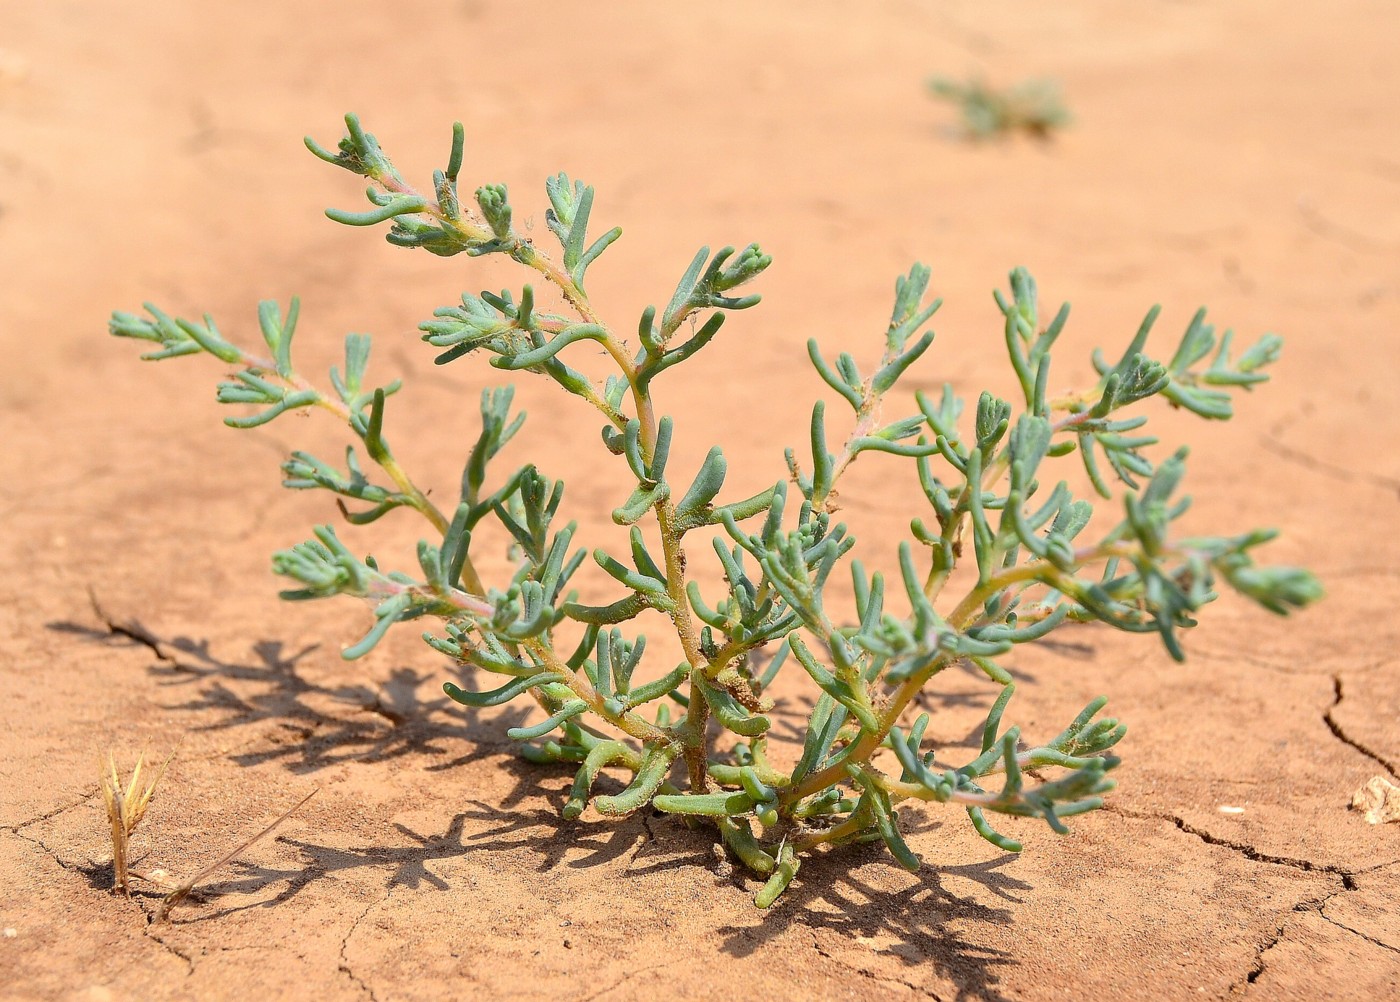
[154,788,318,923]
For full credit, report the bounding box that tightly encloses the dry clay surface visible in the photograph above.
[2,2,1398,999]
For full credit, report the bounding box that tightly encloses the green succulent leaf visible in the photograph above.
[109,114,1321,910]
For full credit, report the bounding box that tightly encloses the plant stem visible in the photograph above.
[523,640,672,746]
[238,348,487,591]
[945,562,1053,629]
[788,810,870,852]
[509,238,714,788]
[784,535,1192,808]
[779,647,954,808]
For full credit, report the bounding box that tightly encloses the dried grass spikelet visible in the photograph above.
[99,750,170,895]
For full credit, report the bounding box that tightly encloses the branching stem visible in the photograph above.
[113,116,1319,906]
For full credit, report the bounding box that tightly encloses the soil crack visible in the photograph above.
[577,962,668,1002]
[1239,916,1286,990]
[1238,909,1292,991]
[87,587,182,668]
[7,788,97,833]
[7,828,199,979]
[622,813,662,877]
[1236,872,1400,992]
[1112,807,1400,992]
[1324,675,1399,777]
[143,922,196,977]
[1319,912,1400,956]
[339,890,388,1002]
[1109,806,1357,883]
[6,826,85,877]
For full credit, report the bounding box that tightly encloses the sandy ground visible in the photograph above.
[2,1,1398,999]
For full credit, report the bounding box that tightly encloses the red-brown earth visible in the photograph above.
[2,2,1398,999]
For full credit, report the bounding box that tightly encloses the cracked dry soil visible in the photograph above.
[3,1,1399,999]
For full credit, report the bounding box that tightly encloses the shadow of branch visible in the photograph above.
[51,618,1044,996]
[721,845,1027,1002]
[49,618,522,774]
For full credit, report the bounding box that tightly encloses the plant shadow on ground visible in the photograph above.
[51,617,1036,996]
[177,800,1024,1001]
[49,616,528,773]
[50,615,1081,776]
[722,845,1025,1002]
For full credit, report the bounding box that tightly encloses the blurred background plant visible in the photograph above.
[928,75,1071,139]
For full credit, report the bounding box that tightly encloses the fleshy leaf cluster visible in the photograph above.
[110,115,1321,907]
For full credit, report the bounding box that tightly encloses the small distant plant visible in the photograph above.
[110,115,1318,906]
[928,75,1070,139]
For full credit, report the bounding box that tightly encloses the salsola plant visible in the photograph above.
[109,115,1319,906]
[928,76,1070,139]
